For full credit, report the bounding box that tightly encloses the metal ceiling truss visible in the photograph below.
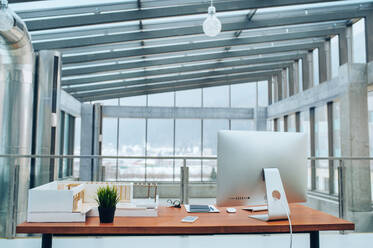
[65,62,292,94]
[30,3,372,50]
[76,70,277,102]
[62,27,344,65]
[62,41,324,77]
[61,53,306,86]
[19,0,346,31]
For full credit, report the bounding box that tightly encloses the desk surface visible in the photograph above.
[17,204,354,235]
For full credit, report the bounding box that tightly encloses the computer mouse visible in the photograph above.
[226,208,236,213]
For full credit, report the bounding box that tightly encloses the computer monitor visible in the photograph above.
[216,130,308,220]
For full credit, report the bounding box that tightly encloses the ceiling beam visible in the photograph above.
[62,52,305,86]
[62,27,344,64]
[31,4,371,50]
[62,41,323,77]
[23,0,346,31]
[72,70,281,100]
[65,62,292,94]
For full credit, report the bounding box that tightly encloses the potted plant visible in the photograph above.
[96,185,120,223]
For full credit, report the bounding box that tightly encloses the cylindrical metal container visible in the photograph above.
[0,7,35,237]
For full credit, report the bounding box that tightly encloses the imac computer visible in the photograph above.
[216,130,308,221]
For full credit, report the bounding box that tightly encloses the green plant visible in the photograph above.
[96,186,120,209]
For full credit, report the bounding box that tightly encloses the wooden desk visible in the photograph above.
[17,204,354,248]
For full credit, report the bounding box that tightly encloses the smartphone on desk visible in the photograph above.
[181,216,199,223]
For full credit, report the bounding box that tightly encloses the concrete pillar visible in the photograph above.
[268,77,273,105]
[302,54,311,90]
[307,51,314,88]
[288,65,295,96]
[293,61,299,94]
[324,40,332,81]
[272,75,278,103]
[366,14,373,63]
[255,107,267,131]
[318,42,329,83]
[339,27,353,65]
[277,72,283,101]
[80,104,102,181]
[339,63,372,230]
[282,68,288,99]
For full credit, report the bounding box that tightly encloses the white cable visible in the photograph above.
[280,200,293,248]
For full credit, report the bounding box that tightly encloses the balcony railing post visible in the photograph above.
[338,159,345,220]
[180,158,189,204]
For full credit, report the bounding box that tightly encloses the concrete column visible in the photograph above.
[302,55,311,90]
[293,61,300,94]
[307,51,314,88]
[318,41,330,83]
[288,65,295,96]
[324,40,332,81]
[268,77,273,105]
[339,63,372,230]
[339,27,353,65]
[272,75,278,103]
[282,68,288,99]
[366,14,373,63]
[80,104,102,181]
[277,72,283,101]
[255,107,267,131]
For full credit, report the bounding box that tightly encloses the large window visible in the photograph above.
[333,100,341,195]
[352,18,366,63]
[118,119,146,181]
[300,111,311,189]
[314,105,329,193]
[313,48,320,86]
[231,83,256,108]
[147,119,174,181]
[175,119,201,181]
[330,35,340,79]
[58,111,75,179]
[203,86,229,107]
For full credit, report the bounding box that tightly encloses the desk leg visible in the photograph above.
[310,231,320,248]
[42,234,53,248]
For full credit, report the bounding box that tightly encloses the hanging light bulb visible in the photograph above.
[203,0,221,37]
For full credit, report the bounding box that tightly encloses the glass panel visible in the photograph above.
[300,111,311,189]
[333,100,341,195]
[267,119,274,131]
[62,114,70,178]
[102,118,118,181]
[176,89,201,107]
[203,86,229,107]
[74,117,81,178]
[353,18,366,63]
[118,118,146,181]
[203,119,229,182]
[314,105,329,193]
[231,82,256,108]
[258,81,269,107]
[331,35,340,79]
[120,95,147,106]
[313,48,319,86]
[175,119,201,181]
[278,117,284,132]
[147,119,174,181]
[368,91,373,201]
[287,114,296,132]
[231,120,255,131]
[147,92,174,107]
[58,111,65,179]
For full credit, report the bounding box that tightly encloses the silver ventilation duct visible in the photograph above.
[0,1,35,238]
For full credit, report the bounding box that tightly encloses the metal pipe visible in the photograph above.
[0,3,34,238]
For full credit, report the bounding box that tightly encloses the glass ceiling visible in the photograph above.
[6,0,373,101]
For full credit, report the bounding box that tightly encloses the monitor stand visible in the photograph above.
[249,168,290,221]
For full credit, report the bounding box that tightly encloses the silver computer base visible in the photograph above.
[249,168,290,221]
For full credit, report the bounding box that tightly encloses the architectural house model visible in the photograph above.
[27,181,158,222]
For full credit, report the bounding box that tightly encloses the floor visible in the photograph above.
[1,232,373,248]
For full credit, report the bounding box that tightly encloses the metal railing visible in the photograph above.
[1,154,373,219]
